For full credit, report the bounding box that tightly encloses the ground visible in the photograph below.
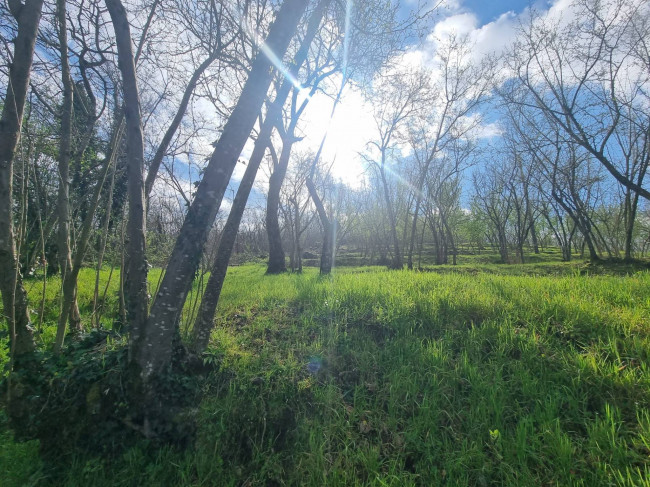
[1,253,650,485]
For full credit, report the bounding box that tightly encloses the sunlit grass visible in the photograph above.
[2,258,650,485]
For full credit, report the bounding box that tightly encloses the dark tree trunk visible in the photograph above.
[266,142,293,274]
[407,194,423,270]
[191,132,270,351]
[293,198,303,273]
[623,189,640,261]
[143,0,308,377]
[306,176,333,274]
[0,0,45,357]
[379,157,402,269]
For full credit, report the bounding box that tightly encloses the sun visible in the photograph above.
[297,82,375,189]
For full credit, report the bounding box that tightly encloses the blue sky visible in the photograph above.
[461,0,531,23]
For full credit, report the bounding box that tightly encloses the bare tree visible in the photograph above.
[363,69,428,269]
[105,0,149,360]
[405,35,494,269]
[507,0,650,201]
[191,0,330,352]
[0,0,45,357]
[142,0,309,378]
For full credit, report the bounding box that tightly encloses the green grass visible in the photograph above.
[2,259,650,485]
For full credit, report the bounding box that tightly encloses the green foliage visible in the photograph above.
[2,260,650,485]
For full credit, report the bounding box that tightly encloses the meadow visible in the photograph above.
[2,255,650,486]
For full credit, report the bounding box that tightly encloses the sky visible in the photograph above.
[288,0,549,189]
[162,0,571,209]
[461,0,531,23]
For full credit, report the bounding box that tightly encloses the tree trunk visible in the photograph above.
[193,0,331,354]
[142,0,308,378]
[407,194,422,270]
[192,0,330,350]
[53,123,118,351]
[190,136,268,351]
[379,155,402,269]
[293,198,303,273]
[0,0,45,357]
[306,176,333,274]
[55,0,82,337]
[266,141,293,273]
[623,189,639,261]
[92,119,122,327]
[105,0,149,360]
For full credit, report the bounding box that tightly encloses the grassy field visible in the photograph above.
[2,256,650,485]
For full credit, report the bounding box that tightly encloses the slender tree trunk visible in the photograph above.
[92,124,120,327]
[417,211,427,269]
[190,157,257,349]
[379,155,402,269]
[191,119,275,352]
[266,141,293,273]
[293,198,303,273]
[0,0,45,357]
[623,189,639,261]
[117,210,127,328]
[407,193,423,270]
[105,0,149,361]
[53,132,117,351]
[144,54,218,201]
[55,0,82,336]
[143,0,308,378]
[306,176,333,274]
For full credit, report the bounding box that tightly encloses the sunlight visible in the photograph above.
[236,6,304,90]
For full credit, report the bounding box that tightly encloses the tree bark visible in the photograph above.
[142,0,308,377]
[266,141,293,273]
[105,0,149,359]
[0,0,45,357]
[55,0,82,339]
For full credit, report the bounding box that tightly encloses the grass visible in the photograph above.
[1,255,650,485]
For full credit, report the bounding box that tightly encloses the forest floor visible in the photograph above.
[2,253,650,485]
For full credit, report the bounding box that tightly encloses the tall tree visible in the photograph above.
[105,0,149,359]
[364,69,427,269]
[0,0,45,357]
[508,0,650,200]
[53,0,82,349]
[192,0,331,352]
[141,0,309,378]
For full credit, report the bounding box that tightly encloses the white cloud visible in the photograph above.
[430,12,478,41]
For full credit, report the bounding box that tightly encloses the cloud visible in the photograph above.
[430,12,478,41]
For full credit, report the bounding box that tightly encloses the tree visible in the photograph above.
[0,0,45,358]
[191,0,330,352]
[363,69,428,269]
[104,0,149,360]
[141,0,309,379]
[405,35,494,269]
[507,0,650,201]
